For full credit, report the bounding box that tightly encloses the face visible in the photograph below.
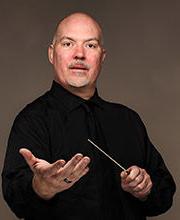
[48,14,106,90]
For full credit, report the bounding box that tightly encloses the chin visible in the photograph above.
[67,79,90,88]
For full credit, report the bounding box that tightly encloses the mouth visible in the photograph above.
[69,63,90,71]
[70,66,88,71]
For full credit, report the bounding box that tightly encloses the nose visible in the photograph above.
[73,45,85,60]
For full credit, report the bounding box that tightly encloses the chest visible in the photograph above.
[48,108,145,168]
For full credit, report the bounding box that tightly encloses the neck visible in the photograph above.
[69,87,95,100]
[55,80,96,100]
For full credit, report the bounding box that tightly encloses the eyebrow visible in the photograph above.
[58,36,100,44]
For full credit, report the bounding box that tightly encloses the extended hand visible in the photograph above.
[19,148,90,200]
[120,165,152,200]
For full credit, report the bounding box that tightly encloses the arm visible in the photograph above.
[2,112,90,218]
[120,111,176,216]
[141,138,176,216]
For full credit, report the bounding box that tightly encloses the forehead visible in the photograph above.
[56,15,101,41]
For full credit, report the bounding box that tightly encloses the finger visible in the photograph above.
[68,157,90,181]
[125,166,141,183]
[133,171,152,193]
[140,181,152,195]
[133,177,148,192]
[58,153,84,179]
[120,170,129,179]
[128,171,144,188]
[76,166,90,180]
[43,159,66,177]
[60,171,89,192]
[134,181,152,199]
[67,166,90,184]
[19,148,37,169]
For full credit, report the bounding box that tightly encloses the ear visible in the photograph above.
[101,48,106,62]
[48,44,54,64]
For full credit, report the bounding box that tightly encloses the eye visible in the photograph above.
[86,43,97,49]
[61,41,73,47]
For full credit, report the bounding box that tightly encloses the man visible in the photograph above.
[2,12,176,220]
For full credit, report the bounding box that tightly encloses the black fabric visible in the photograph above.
[82,101,124,219]
[2,81,176,220]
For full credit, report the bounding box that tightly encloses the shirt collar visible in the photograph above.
[49,80,103,113]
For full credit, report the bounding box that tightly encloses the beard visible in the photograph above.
[67,71,90,88]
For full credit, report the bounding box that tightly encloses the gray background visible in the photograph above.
[0,0,179,219]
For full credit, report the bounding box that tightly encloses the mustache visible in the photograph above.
[68,61,90,70]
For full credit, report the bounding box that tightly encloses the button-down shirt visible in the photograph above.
[2,81,176,220]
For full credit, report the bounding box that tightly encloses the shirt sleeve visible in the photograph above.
[1,110,57,218]
[133,112,176,216]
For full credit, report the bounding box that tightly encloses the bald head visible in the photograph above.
[48,12,106,99]
[52,12,104,46]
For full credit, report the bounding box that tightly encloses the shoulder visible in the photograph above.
[98,96,146,130]
[13,90,55,127]
[99,97,140,118]
[18,91,50,117]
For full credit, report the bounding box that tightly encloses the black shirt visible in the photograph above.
[2,81,176,220]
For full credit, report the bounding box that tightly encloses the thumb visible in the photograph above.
[120,170,129,179]
[19,148,37,170]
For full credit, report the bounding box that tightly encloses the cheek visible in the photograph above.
[88,53,102,66]
[90,56,103,71]
[54,50,72,67]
